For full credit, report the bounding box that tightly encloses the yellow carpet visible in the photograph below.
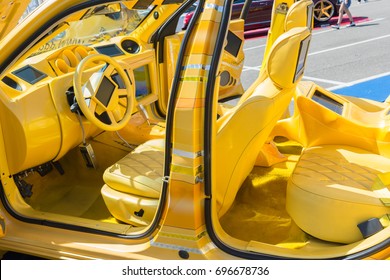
[220,137,308,246]
[24,138,129,224]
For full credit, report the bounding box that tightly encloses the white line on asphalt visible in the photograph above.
[243,44,266,52]
[243,65,260,71]
[242,18,386,52]
[327,71,390,91]
[243,68,390,91]
[302,76,347,86]
[308,34,390,56]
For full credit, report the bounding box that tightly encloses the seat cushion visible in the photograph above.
[287,145,390,243]
[103,139,164,198]
[101,184,159,226]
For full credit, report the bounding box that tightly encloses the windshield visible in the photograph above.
[31,3,153,56]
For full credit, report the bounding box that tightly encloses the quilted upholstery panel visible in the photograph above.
[291,145,390,205]
[103,139,164,198]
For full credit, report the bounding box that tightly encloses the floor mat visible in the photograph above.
[24,140,127,223]
[220,138,308,246]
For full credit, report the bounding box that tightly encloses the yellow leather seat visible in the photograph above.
[284,0,313,31]
[215,27,312,216]
[218,0,313,116]
[101,139,164,226]
[101,27,312,225]
[287,145,390,244]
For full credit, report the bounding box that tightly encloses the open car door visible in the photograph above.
[0,0,31,41]
[155,0,247,115]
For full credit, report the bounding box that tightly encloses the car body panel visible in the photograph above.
[231,0,274,30]
[0,0,31,41]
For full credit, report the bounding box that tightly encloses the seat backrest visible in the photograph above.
[215,27,312,217]
[284,0,313,31]
[235,0,313,106]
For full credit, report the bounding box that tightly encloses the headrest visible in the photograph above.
[266,27,311,89]
[284,0,314,31]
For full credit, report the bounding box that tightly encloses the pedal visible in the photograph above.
[14,178,33,198]
[79,143,97,168]
[36,162,53,177]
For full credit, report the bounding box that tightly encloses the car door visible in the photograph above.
[156,1,247,115]
[0,0,39,41]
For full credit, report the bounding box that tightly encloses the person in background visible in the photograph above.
[332,0,356,29]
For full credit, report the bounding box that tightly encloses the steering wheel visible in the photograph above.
[73,54,134,131]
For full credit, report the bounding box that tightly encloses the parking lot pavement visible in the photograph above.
[242,0,390,102]
[331,72,390,102]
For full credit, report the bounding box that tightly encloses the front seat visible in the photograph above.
[215,26,312,216]
[101,139,164,226]
[218,0,314,116]
[101,27,312,225]
[286,96,390,244]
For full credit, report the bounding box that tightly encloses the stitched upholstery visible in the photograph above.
[287,145,390,243]
[103,139,164,198]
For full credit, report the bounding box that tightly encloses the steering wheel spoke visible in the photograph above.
[117,88,129,98]
[82,79,97,98]
[102,63,116,77]
[88,97,104,115]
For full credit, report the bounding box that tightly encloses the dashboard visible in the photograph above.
[2,38,145,89]
[0,36,158,174]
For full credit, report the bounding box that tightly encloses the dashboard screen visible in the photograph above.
[312,91,344,115]
[134,65,151,99]
[95,44,124,57]
[294,36,311,82]
[12,65,47,84]
[224,31,242,57]
[307,4,314,30]
[95,76,116,107]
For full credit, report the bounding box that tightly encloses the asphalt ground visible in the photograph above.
[242,0,390,102]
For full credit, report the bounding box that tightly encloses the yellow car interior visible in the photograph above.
[0,0,389,260]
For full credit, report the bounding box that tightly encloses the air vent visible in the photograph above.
[2,76,22,90]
